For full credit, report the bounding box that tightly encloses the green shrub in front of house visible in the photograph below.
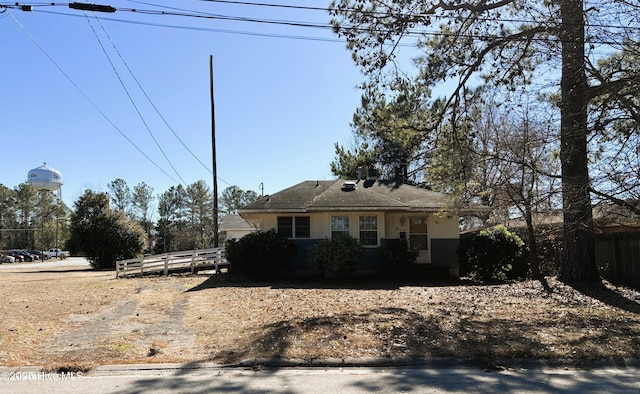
[458,225,524,282]
[379,238,419,278]
[308,234,365,279]
[225,229,297,279]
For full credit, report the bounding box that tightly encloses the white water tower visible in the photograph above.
[27,163,63,250]
[27,162,63,194]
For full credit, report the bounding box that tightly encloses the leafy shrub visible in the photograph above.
[458,225,524,282]
[68,190,148,270]
[379,238,419,277]
[308,234,365,279]
[225,229,297,279]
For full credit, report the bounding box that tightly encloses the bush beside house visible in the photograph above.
[458,225,525,282]
[225,230,298,279]
[379,238,419,278]
[308,234,365,279]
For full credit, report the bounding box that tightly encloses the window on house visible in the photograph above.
[331,216,350,239]
[295,216,310,238]
[359,215,378,246]
[277,216,310,239]
[277,216,293,238]
[409,217,428,251]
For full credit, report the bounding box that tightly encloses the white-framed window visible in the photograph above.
[277,216,310,238]
[330,215,350,239]
[359,215,378,246]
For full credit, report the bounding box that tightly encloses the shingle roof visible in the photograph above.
[239,179,452,213]
[219,214,256,231]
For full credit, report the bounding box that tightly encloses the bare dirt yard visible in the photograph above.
[1,258,640,372]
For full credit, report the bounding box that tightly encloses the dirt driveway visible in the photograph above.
[0,258,210,369]
[2,257,640,372]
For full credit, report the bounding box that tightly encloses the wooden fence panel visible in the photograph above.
[596,232,640,287]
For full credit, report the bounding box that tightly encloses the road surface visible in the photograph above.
[2,364,640,393]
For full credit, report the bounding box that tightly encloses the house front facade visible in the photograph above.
[238,179,462,277]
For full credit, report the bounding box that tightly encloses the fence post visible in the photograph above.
[164,253,169,276]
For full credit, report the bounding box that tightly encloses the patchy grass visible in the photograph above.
[1,263,640,371]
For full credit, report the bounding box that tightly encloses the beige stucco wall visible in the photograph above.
[384,213,458,237]
[240,210,460,275]
[240,213,327,239]
[241,211,458,242]
[241,212,386,242]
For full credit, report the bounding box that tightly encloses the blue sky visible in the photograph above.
[1,0,366,208]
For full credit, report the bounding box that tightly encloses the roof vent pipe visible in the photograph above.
[341,181,356,191]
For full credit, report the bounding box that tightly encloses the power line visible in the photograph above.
[196,0,331,12]
[90,11,233,184]
[8,11,181,185]
[79,7,255,185]
[5,1,639,193]
[2,2,637,47]
[3,2,639,34]
[24,9,347,42]
[82,10,188,186]
[6,8,255,191]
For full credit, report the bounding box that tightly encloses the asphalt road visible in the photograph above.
[2,364,640,393]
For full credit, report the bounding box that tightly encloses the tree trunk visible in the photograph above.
[558,0,599,283]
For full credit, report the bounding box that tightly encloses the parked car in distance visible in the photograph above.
[22,250,39,261]
[9,250,35,262]
[2,254,15,263]
[47,248,70,258]
[7,251,24,262]
[27,250,49,260]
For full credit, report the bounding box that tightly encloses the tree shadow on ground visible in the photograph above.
[106,359,640,394]
[204,306,551,368]
[184,272,477,292]
[569,281,640,314]
[201,300,640,369]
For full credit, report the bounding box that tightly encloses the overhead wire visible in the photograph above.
[4,1,639,191]
[2,2,638,45]
[82,10,188,186]
[33,1,640,34]
[2,2,637,47]
[4,7,239,190]
[195,0,331,12]
[7,10,181,185]
[80,5,237,188]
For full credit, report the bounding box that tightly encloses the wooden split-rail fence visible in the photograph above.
[116,247,229,278]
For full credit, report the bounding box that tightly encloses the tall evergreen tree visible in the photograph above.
[330,0,640,283]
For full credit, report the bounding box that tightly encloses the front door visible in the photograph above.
[409,217,429,263]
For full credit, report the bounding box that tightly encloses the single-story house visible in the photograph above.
[238,179,467,277]
[219,214,258,243]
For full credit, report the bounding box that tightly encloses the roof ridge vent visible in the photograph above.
[341,181,357,191]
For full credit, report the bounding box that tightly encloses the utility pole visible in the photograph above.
[210,55,219,248]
